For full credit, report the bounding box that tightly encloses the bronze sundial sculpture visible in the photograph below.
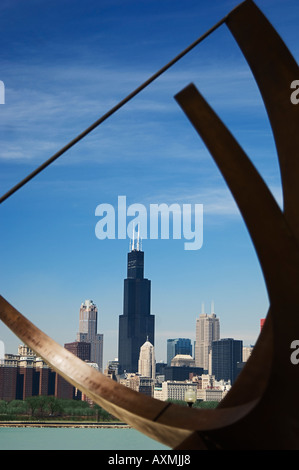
[1,0,299,449]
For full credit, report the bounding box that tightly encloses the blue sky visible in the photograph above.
[0,0,298,367]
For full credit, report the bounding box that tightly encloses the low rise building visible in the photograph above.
[154,381,198,402]
[0,344,74,401]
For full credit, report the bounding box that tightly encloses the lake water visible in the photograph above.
[0,426,171,450]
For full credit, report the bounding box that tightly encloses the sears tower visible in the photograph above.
[118,234,154,375]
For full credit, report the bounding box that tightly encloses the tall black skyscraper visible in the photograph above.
[118,237,154,375]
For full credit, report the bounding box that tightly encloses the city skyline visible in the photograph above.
[0,262,255,372]
[0,0,298,368]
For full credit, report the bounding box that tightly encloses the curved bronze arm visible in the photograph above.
[1,0,298,449]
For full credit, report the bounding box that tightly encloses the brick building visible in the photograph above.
[0,346,73,401]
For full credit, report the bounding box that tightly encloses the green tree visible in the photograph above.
[0,400,8,414]
[7,399,28,415]
[93,404,113,421]
[25,396,47,417]
[44,396,63,416]
[194,401,218,409]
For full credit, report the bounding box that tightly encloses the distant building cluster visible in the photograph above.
[0,299,104,403]
[0,240,258,405]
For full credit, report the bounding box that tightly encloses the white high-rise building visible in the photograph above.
[195,302,220,373]
[77,300,104,372]
[138,338,155,379]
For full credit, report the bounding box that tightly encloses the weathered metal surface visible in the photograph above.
[1,0,298,449]
[174,0,299,449]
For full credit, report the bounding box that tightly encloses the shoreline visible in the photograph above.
[0,421,130,428]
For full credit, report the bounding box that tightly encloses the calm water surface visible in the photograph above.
[0,427,170,450]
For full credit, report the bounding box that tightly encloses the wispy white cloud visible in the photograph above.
[0,52,266,163]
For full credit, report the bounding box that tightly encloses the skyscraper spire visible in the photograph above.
[131,223,141,252]
[132,225,135,251]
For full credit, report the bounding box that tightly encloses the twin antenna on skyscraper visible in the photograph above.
[130,224,142,252]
